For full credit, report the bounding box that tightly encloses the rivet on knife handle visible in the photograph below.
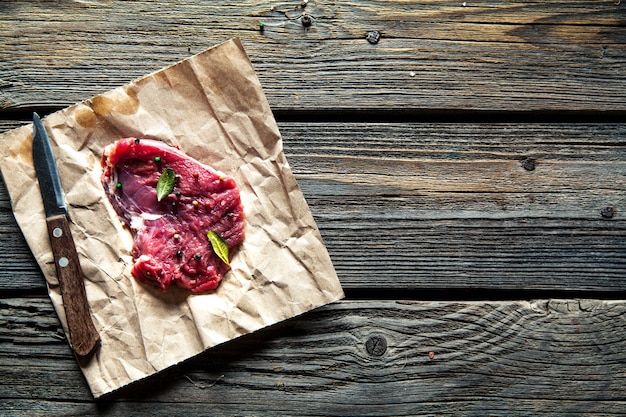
[47,214,100,357]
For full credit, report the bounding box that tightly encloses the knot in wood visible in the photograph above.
[600,206,615,219]
[365,335,387,356]
[521,157,536,171]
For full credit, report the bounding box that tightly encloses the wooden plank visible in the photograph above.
[1,296,626,415]
[285,122,626,291]
[1,1,625,112]
[1,120,625,292]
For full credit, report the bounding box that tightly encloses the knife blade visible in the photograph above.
[32,112,100,358]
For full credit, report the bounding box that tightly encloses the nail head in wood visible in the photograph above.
[366,30,381,44]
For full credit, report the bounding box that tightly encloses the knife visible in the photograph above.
[32,112,100,358]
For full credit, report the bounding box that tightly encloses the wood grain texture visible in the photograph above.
[1,120,624,292]
[285,122,626,291]
[2,296,626,416]
[2,1,625,414]
[1,1,625,112]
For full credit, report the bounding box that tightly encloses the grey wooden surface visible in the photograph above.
[3,297,626,416]
[1,1,625,416]
[2,1,626,112]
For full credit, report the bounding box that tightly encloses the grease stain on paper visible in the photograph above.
[75,106,98,129]
[116,87,140,115]
[88,87,140,119]
[11,132,33,163]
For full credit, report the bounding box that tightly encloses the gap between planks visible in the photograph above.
[3,108,626,124]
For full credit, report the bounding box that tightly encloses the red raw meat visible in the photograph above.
[101,138,245,293]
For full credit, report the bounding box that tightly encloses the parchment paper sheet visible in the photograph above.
[0,39,344,398]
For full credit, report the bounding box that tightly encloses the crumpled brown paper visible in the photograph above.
[0,38,344,398]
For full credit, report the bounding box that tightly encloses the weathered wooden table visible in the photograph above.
[1,1,625,415]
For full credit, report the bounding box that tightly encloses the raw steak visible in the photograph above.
[101,138,245,293]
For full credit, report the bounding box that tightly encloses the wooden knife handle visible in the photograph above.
[46,214,100,357]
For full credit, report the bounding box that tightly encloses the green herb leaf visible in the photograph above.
[156,168,176,202]
[207,231,230,266]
